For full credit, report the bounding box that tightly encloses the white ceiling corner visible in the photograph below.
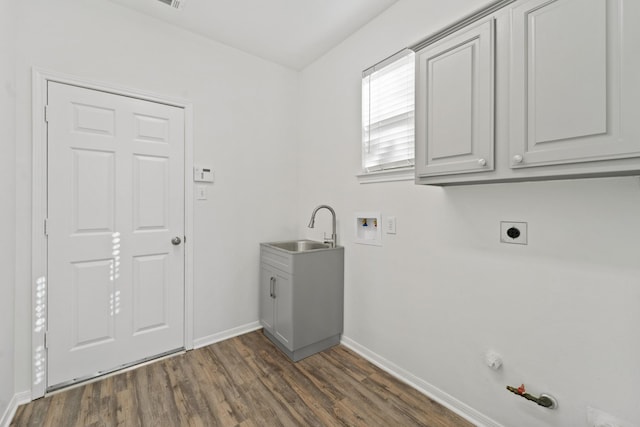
[108,0,400,70]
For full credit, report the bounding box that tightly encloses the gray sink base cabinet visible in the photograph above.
[259,243,344,362]
[263,330,341,363]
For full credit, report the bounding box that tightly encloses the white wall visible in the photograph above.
[0,0,16,421]
[298,1,640,426]
[9,1,640,426]
[13,0,299,393]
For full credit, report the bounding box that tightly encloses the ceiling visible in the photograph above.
[108,0,400,70]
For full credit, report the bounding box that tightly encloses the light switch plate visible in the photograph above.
[196,185,207,200]
[500,221,527,245]
[385,216,397,234]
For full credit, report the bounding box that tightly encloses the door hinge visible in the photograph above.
[44,331,49,349]
[44,105,49,123]
[44,218,48,236]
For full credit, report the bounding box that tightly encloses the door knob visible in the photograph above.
[171,236,182,245]
[513,154,523,164]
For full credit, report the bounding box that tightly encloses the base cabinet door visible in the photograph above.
[259,263,293,350]
[509,0,640,168]
[271,269,292,349]
[259,264,276,334]
[415,19,495,177]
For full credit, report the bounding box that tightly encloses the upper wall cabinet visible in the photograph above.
[414,0,640,185]
[415,19,495,177]
[509,0,638,168]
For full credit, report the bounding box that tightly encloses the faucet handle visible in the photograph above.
[322,232,337,247]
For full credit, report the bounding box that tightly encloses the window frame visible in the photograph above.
[361,49,416,178]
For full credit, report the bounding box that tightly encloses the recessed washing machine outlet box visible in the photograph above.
[354,212,382,246]
[500,221,528,245]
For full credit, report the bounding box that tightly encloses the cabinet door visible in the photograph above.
[509,0,640,168]
[272,270,293,350]
[259,264,275,334]
[415,19,495,177]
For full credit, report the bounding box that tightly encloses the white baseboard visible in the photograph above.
[193,321,262,349]
[1,391,31,427]
[340,336,504,427]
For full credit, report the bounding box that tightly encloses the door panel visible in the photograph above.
[260,264,275,333]
[134,114,170,143]
[132,254,169,335]
[47,81,185,389]
[273,270,292,349]
[72,149,115,233]
[415,19,495,176]
[429,45,474,159]
[72,259,116,348]
[509,0,640,167]
[525,0,606,144]
[72,103,115,136]
[133,155,169,230]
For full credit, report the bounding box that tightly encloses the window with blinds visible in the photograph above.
[362,50,415,173]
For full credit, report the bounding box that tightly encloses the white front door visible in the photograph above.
[46,82,185,389]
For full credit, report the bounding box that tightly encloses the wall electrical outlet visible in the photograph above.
[500,221,527,245]
[587,407,632,427]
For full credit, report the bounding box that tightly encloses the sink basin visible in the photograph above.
[266,240,331,252]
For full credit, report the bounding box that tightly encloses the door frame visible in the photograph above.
[31,68,195,399]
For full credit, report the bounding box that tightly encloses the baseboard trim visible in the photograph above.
[340,336,504,427]
[1,391,31,427]
[193,321,262,349]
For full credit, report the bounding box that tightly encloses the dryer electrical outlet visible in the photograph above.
[500,221,528,245]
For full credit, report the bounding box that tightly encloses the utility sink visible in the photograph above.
[260,239,344,362]
[265,239,332,253]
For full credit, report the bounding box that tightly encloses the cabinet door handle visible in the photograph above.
[271,277,276,298]
[269,277,275,298]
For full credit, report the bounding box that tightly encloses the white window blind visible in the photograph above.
[362,50,415,172]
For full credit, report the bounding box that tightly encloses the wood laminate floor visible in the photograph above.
[11,330,473,427]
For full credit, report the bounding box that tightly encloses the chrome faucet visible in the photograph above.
[308,205,337,247]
